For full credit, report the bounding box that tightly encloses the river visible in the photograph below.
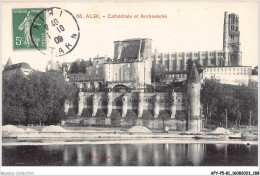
[2,142,258,166]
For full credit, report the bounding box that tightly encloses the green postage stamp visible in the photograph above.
[12,8,46,50]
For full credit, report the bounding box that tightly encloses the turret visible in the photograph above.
[186,62,201,131]
[5,57,13,69]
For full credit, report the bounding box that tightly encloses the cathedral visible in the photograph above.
[153,12,242,73]
[61,12,253,131]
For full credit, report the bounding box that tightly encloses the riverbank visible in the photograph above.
[2,138,258,146]
[2,125,258,145]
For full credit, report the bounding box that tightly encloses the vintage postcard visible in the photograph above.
[1,1,259,176]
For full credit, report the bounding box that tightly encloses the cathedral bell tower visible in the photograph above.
[223,12,242,66]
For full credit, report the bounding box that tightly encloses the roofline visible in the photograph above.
[205,66,252,68]
[153,50,225,55]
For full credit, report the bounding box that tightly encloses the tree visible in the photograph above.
[201,78,223,124]
[70,61,79,74]
[31,70,77,125]
[201,77,258,127]
[152,64,167,82]
[2,70,77,125]
[234,85,258,125]
[252,66,258,75]
[2,73,28,125]
[78,60,87,74]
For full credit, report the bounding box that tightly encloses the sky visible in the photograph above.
[2,1,258,71]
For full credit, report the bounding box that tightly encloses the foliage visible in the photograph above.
[2,70,77,125]
[201,78,258,127]
[70,61,79,74]
[152,64,167,82]
[252,66,258,75]
[70,60,88,74]
[78,60,87,74]
[2,73,28,125]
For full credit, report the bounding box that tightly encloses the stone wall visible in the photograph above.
[65,91,188,130]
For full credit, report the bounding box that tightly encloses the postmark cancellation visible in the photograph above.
[12,7,80,57]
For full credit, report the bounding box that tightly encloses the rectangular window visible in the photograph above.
[96,70,98,74]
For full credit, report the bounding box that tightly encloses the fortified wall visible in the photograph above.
[64,63,202,132]
[65,91,189,131]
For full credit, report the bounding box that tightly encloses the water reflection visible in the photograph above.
[105,144,112,166]
[188,144,204,166]
[91,145,98,165]
[153,144,159,166]
[76,146,84,165]
[120,144,127,165]
[2,143,258,166]
[169,144,176,165]
[137,145,143,165]
[63,146,69,164]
